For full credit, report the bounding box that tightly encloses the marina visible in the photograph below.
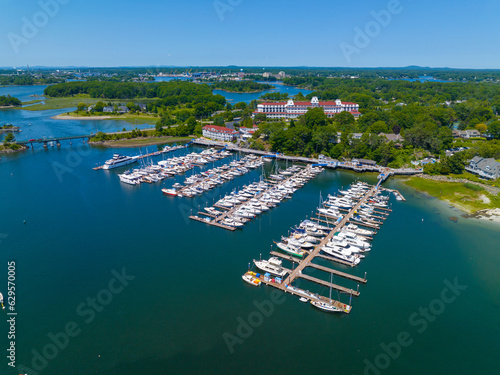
[243,181,397,314]
[162,153,264,197]
[189,164,324,230]
[93,143,189,171]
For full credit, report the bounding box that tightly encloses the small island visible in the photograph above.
[0,124,22,133]
[0,132,28,153]
[0,95,22,108]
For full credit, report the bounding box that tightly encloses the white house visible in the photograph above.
[466,156,500,179]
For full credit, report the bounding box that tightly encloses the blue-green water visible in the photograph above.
[1,87,499,375]
[154,77,313,104]
[213,82,313,104]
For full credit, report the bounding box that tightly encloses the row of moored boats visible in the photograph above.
[198,165,324,229]
[118,148,232,185]
[161,154,264,197]
[244,182,392,313]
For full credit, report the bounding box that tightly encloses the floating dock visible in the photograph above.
[190,165,321,231]
[245,183,402,314]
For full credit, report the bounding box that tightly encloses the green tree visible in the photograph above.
[301,107,327,128]
[241,118,253,128]
[77,102,87,112]
[213,116,225,126]
[4,133,14,142]
[369,121,388,134]
[93,102,105,112]
[487,121,500,140]
[254,113,267,123]
[333,111,355,130]
[475,123,487,133]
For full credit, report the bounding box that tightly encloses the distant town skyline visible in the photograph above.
[1,0,498,69]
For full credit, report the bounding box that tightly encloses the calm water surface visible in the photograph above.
[0,86,498,375]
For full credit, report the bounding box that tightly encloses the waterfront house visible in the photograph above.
[465,156,500,179]
[352,158,377,167]
[378,133,403,143]
[202,125,238,142]
[411,157,437,166]
[452,129,481,139]
[103,106,114,113]
[117,106,129,114]
[253,96,359,120]
[464,129,481,138]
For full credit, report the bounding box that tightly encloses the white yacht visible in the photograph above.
[253,257,288,277]
[118,173,141,185]
[345,224,374,237]
[322,245,361,265]
[102,154,138,169]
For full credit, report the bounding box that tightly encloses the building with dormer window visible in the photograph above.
[253,96,360,120]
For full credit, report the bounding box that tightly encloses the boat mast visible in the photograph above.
[329,272,333,302]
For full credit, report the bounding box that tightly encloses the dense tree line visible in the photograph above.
[44,81,213,99]
[260,93,289,101]
[283,77,500,108]
[0,95,21,106]
[0,75,65,86]
[210,80,273,92]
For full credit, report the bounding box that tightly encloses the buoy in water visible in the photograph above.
[23,220,26,224]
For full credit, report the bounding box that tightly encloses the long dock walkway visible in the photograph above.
[283,185,378,287]
[190,165,317,230]
[307,262,367,284]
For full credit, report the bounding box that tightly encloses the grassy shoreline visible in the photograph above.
[53,112,158,124]
[402,176,500,214]
[21,96,158,111]
[90,136,192,148]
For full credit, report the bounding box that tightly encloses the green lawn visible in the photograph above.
[404,177,500,213]
[92,136,192,148]
[21,96,158,111]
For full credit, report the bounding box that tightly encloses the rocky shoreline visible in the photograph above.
[408,174,500,223]
[414,174,500,195]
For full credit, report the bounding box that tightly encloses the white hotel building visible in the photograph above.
[253,96,360,120]
[202,125,239,142]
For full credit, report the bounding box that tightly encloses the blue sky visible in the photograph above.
[0,0,498,68]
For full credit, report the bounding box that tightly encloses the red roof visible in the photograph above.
[203,125,238,134]
[259,101,359,107]
[349,111,361,115]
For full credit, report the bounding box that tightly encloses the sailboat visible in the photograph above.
[310,273,342,313]
[0,292,4,309]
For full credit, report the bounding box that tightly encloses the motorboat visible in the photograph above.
[161,188,178,196]
[103,154,138,169]
[253,257,288,277]
[242,273,261,287]
[322,245,361,265]
[276,242,307,258]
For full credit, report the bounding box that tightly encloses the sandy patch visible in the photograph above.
[53,115,112,120]
[480,194,491,204]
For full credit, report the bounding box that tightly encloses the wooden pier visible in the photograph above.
[277,184,380,305]
[188,215,236,231]
[190,165,317,231]
[297,273,360,297]
[307,262,367,284]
